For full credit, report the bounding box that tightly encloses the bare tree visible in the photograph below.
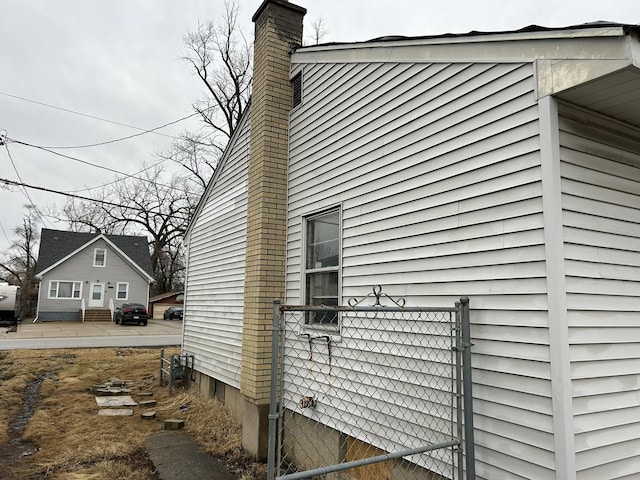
[55,165,197,294]
[61,191,127,235]
[55,2,254,293]
[156,130,218,191]
[306,17,329,45]
[169,0,252,185]
[0,206,39,316]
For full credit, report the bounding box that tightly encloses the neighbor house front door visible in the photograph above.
[89,283,104,308]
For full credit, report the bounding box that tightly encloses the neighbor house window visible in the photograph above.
[94,248,106,267]
[49,281,82,299]
[116,282,129,301]
[304,208,340,326]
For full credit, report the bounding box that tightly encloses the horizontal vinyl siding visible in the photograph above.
[183,115,250,388]
[287,61,552,479]
[559,104,640,479]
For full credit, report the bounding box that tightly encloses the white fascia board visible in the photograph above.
[292,28,630,66]
[536,58,634,98]
[299,26,627,53]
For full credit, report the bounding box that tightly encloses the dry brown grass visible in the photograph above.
[0,348,266,480]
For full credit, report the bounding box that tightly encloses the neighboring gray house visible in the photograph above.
[35,229,154,322]
[183,1,640,477]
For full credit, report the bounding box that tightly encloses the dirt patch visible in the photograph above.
[0,372,49,479]
[0,348,265,480]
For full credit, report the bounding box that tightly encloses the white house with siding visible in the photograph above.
[183,4,640,477]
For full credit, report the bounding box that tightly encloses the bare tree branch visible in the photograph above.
[170,0,251,185]
[305,17,329,45]
[54,165,195,294]
[55,1,252,294]
[0,206,39,316]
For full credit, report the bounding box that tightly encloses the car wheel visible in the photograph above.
[115,316,120,325]
[142,319,148,326]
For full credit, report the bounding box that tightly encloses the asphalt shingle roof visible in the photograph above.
[36,229,154,277]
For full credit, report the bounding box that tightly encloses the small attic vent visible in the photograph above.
[292,73,302,108]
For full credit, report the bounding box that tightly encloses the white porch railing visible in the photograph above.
[109,298,115,322]
[80,298,86,323]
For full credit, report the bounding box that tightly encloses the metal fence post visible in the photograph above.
[460,297,475,479]
[158,348,164,386]
[267,299,281,480]
[455,301,464,480]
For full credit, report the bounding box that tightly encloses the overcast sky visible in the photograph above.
[1,0,638,256]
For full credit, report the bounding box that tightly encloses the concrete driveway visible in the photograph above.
[0,318,183,350]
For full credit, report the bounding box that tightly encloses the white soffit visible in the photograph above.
[555,66,640,128]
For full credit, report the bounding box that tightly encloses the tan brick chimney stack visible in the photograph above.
[241,0,305,460]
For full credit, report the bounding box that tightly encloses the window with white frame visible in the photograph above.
[49,281,82,299]
[93,248,106,267]
[116,282,129,300]
[304,208,340,326]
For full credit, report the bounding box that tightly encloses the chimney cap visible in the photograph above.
[252,0,306,23]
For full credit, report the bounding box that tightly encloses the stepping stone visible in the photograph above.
[141,411,157,420]
[164,419,185,430]
[137,392,154,397]
[139,400,157,407]
[99,409,133,416]
[109,378,126,387]
[95,396,138,407]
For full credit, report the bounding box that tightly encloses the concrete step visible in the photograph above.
[83,309,113,322]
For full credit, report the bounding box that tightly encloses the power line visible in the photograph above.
[32,112,200,149]
[64,160,166,194]
[0,91,179,139]
[6,139,189,194]
[0,176,167,215]
[3,143,50,228]
[0,221,11,246]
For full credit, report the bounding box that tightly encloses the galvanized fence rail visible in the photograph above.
[267,288,474,480]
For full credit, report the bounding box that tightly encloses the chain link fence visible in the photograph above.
[267,289,473,480]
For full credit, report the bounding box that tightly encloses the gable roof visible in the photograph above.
[36,229,154,280]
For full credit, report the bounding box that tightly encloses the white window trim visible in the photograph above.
[302,206,341,331]
[48,280,83,299]
[116,282,129,301]
[93,248,107,267]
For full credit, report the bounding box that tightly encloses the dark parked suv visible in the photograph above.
[114,303,148,326]
[163,306,183,321]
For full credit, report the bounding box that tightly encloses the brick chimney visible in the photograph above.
[241,0,306,459]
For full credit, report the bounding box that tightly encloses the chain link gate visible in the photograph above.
[267,287,474,480]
